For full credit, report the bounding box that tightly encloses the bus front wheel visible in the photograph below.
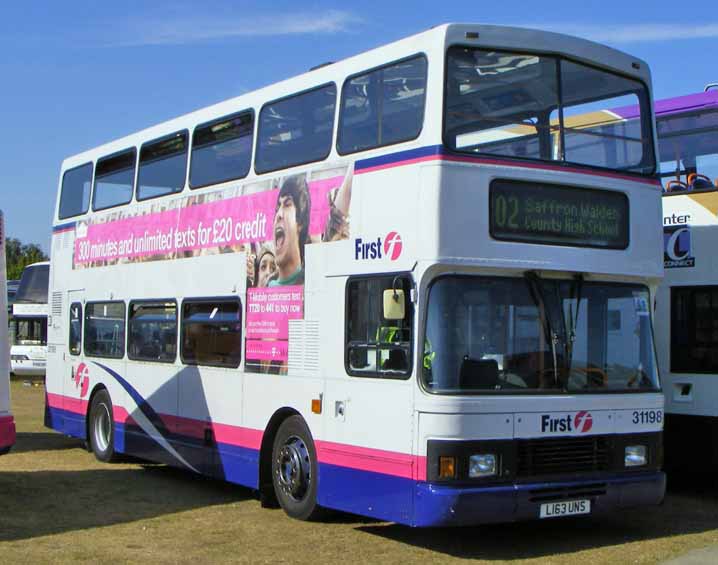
[271,415,322,520]
[89,389,117,463]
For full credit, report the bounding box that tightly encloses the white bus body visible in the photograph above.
[0,211,17,454]
[654,87,718,465]
[46,24,665,526]
[10,262,49,377]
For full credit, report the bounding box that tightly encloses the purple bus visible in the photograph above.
[657,85,718,191]
[655,84,718,471]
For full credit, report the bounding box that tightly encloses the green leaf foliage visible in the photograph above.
[5,237,48,280]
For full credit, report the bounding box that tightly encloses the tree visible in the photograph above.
[5,237,48,280]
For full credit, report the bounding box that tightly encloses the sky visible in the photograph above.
[0,0,715,252]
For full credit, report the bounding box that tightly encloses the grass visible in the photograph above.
[2,381,718,563]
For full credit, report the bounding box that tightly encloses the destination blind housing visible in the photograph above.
[489,179,629,249]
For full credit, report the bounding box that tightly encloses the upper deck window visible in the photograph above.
[338,56,427,155]
[190,111,254,189]
[137,131,188,201]
[658,109,718,191]
[93,149,136,211]
[255,84,336,174]
[59,163,93,220]
[444,47,655,175]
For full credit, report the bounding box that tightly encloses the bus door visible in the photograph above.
[321,274,415,521]
[63,290,86,437]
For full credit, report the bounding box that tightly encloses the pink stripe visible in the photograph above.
[0,415,16,449]
[212,423,263,450]
[47,393,422,479]
[443,154,661,186]
[113,405,130,424]
[357,152,660,187]
[317,439,425,481]
[46,392,89,416]
[158,414,263,449]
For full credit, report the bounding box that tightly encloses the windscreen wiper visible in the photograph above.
[564,273,584,376]
[524,271,559,388]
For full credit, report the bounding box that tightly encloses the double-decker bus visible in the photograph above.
[10,261,49,377]
[654,84,718,467]
[0,211,17,455]
[46,24,665,526]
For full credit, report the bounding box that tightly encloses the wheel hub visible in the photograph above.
[275,436,311,501]
[93,403,111,452]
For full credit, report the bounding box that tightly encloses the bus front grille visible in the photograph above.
[517,436,611,477]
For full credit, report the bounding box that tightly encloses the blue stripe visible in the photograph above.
[354,145,444,171]
[53,221,76,233]
[318,463,414,523]
[47,405,86,439]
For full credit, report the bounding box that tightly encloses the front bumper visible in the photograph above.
[0,415,16,454]
[11,360,46,376]
[413,471,665,527]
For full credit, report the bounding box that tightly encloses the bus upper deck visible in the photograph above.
[46,24,664,527]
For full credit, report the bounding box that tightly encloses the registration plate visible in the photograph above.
[539,499,590,519]
[32,362,46,367]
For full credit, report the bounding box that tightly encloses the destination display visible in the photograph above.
[489,180,629,249]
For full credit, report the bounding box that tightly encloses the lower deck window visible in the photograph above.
[128,301,177,363]
[671,286,718,373]
[69,302,82,355]
[181,299,242,368]
[85,302,126,359]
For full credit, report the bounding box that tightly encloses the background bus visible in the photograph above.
[655,84,718,467]
[6,279,19,313]
[46,24,664,526]
[0,211,17,454]
[10,261,49,377]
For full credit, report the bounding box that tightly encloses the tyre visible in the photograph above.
[89,389,117,462]
[271,415,322,520]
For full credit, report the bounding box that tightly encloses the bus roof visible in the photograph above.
[655,89,718,118]
[58,23,652,173]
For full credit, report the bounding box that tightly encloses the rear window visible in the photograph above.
[137,131,188,200]
[59,163,93,219]
[255,84,336,174]
[190,112,253,188]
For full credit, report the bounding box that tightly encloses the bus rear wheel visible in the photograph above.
[271,415,322,520]
[89,389,117,463]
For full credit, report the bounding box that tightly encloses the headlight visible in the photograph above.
[625,445,647,467]
[469,454,497,478]
[11,355,29,361]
